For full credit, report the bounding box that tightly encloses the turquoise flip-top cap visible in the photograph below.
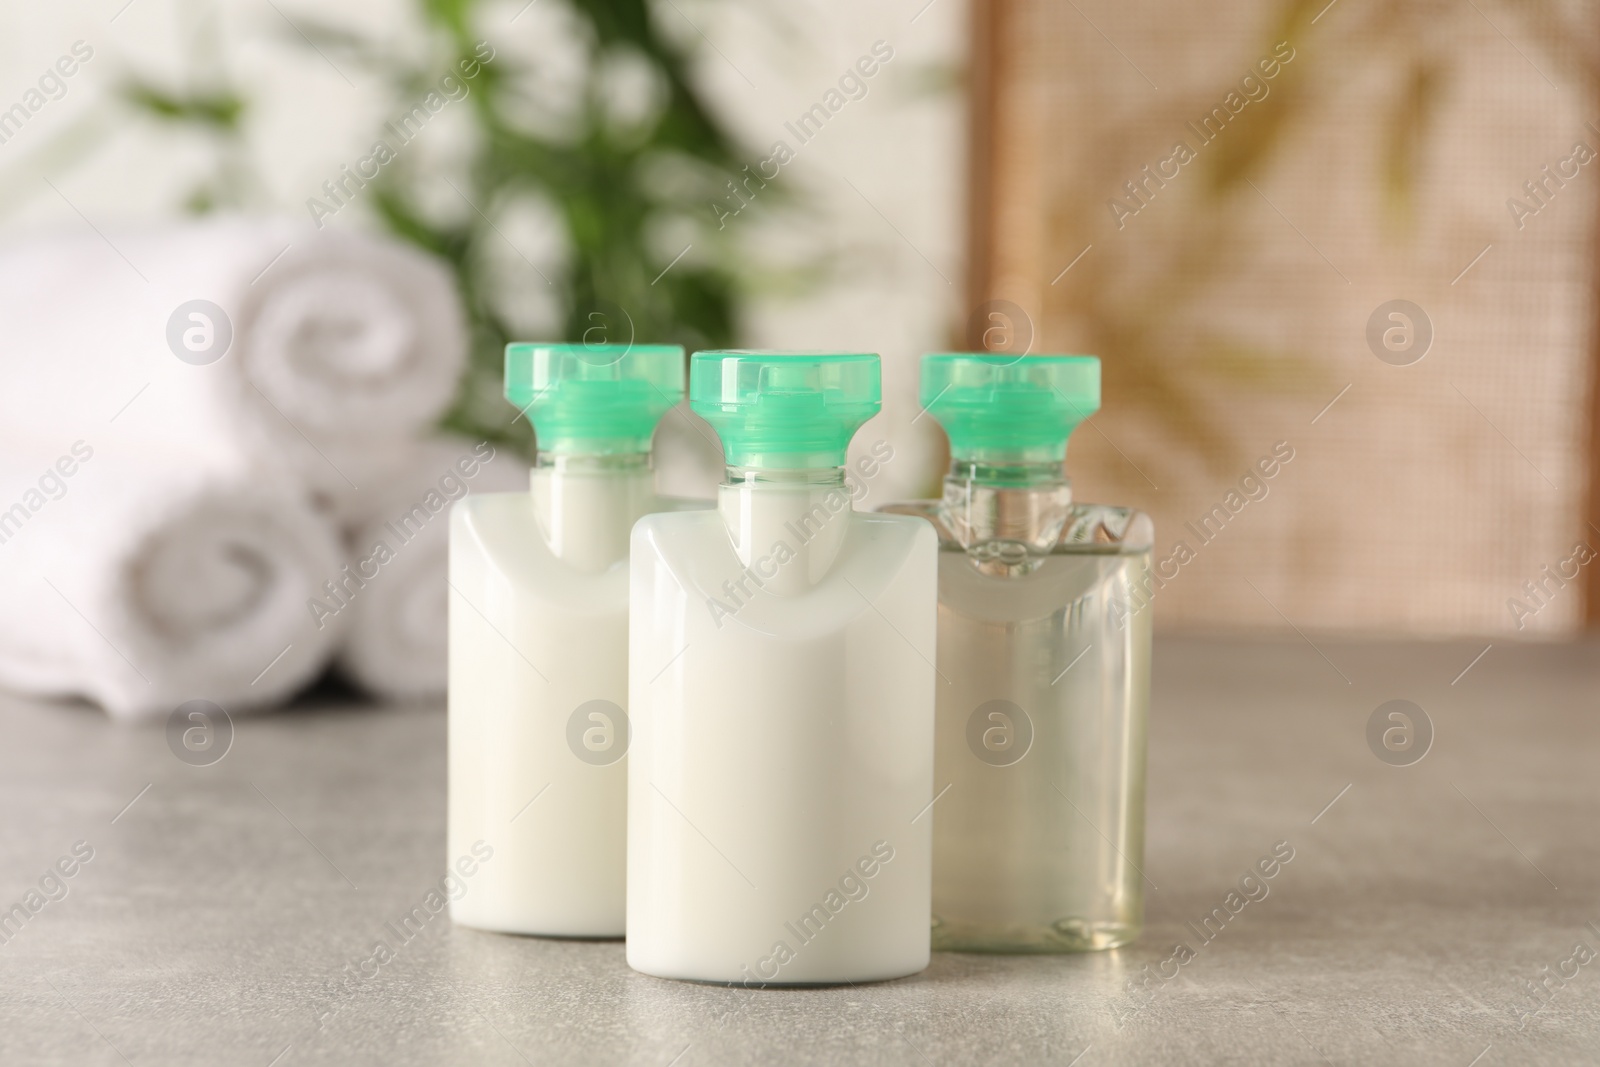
[505,343,685,454]
[690,351,881,468]
[921,354,1100,464]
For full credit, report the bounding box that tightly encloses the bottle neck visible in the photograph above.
[941,458,1072,567]
[947,458,1067,489]
[530,451,654,572]
[717,465,852,596]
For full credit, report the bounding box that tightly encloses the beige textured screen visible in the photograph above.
[977,0,1598,636]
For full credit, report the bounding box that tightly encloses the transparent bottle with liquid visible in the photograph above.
[882,354,1153,953]
[627,351,937,985]
[448,342,691,937]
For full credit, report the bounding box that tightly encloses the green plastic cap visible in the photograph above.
[921,354,1101,464]
[505,343,684,455]
[690,351,881,468]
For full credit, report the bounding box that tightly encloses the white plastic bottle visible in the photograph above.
[627,351,937,984]
[449,342,688,936]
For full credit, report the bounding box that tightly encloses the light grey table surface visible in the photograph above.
[0,636,1596,1066]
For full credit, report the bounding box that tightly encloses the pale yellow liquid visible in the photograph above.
[885,487,1152,953]
[931,542,1151,951]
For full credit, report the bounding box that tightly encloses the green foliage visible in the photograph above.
[1380,58,1446,233]
[322,0,748,455]
[115,76,253,213]
[116,0,752,457]
[118,83,245,128]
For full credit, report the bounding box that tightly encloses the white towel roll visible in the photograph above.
[0,217,466,516]
[332,437,527,702]
[0,440,346,721]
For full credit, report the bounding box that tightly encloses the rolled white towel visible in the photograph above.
[0,216,466,517]
[0,439,346,721]
[333,437,527,701]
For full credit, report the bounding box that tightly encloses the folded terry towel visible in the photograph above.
[0,216,466,517]
[333,436,526,701]
[0,440,346,721]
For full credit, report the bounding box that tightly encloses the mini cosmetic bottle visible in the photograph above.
[882,354,1153,952]
[627,351,937,985]
[448,342,688,936]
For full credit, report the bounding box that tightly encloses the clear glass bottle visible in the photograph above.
[882,354,1152,953]
[627,352,937,985]
[448,342,690,937]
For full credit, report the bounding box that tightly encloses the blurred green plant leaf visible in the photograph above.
[1380,57,1447,233]
[119,82,245,128]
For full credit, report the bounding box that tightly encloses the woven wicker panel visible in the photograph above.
[978,0,1597,636]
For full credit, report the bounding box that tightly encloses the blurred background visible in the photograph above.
[0,0,1594,719]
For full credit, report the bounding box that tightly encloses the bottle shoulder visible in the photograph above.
[453,487,704,517]
[451,488,536,533]
[634,505,930,546]
[880,498,1153,556]
[632,508,933,585]
[451,492,624,605]
[879,500,1150,620]
[1062,502,1154,552]
[630,507,934,637]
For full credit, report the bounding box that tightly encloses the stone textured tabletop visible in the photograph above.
[0,636,1596,1066]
